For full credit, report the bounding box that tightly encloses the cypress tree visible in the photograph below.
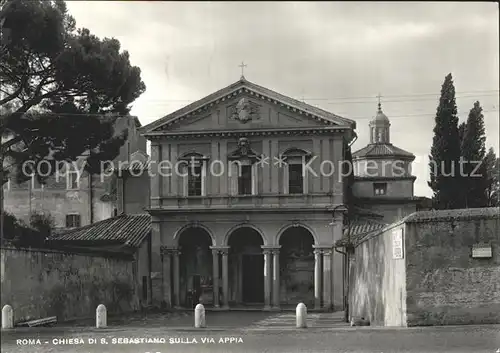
[428,74,462,209]
[460,101,488,207]
[484,148,500,207]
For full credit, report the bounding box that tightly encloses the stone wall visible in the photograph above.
[349,207,500,327]
[349,222,407,326]
[0,247,140,323]
[405,209,500,326]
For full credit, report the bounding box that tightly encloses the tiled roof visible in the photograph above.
[352,143,414,159]
[337,218,388,247]
[404,207,500,223]
[113,150,151,172]
[141,77,356,134]
[48,214,151,248]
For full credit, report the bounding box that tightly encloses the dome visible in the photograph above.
[373,103,390,123]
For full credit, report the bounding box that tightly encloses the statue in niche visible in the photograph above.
[238,137,249,156]
[230,98,260,123]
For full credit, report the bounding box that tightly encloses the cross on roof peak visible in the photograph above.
[239,61,247,79]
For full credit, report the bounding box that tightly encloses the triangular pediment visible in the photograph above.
[141,78,356,136]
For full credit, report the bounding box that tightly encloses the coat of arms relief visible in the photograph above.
[229,97,260,123]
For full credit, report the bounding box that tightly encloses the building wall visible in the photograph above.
[113,116,147,163]
[0,247,141,323]
[156,135,344,201]
[353,178,414,199]
[3,115,144,228]
[3,171,112,228]
[353,159,412,178]
[405,213,500,326]
[359,203,417,224]
[349,223,407,326]
[119,172,150,214]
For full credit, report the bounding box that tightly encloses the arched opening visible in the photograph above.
[178,227,213,308]
[279,226,315,307]
[227,227,264,305]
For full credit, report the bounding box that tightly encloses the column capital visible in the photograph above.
[261,245,280,254]
[313,249,322,255]
[210,246,230,255]
[261,245,281,249]
[314,245,333,251]
[322,249,333,256]
[160,246,179,255]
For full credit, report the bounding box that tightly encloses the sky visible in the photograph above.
[65,1,499,197]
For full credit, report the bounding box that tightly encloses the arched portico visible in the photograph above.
[278,225,316,308]
[227,227,265,305]
[276,222,318,245]
[223,223,267,246]
[176,225,214,308]
[173,223,215,247]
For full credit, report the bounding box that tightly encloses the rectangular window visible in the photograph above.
[67,171,79,190]
[373,183,387,196]
[65,214,81,228]
[187,166,202,196]
[238,165,252,195]
[288,164,304,194]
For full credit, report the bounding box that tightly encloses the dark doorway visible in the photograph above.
[242,254,264,303]
[279,227,315,307]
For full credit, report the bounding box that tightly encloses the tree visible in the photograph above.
[460,101,488,207]
[1,0,145,239]
[428,74,462,209]
[484,148,500,207]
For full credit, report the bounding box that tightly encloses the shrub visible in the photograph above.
[30,211,55,236]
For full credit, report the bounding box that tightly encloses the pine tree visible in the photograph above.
[428,74,462,209]
[460,101,488,207]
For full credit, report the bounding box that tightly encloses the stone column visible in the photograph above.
[314,249,322,310]
[221,247,230,309]
[172,249,181,308]
[272,248,280,309]
[262,248,272,310]
[322,249,332,310]
[161,247,172,307]
[210,247,220,308]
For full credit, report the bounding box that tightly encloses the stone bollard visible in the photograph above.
[296,302,307,328]
[194,303,206,328]
[96,304,107,328]
[2,305,14,329]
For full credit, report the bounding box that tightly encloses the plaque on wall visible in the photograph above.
[472,243,492,258]
[392,229,404,259]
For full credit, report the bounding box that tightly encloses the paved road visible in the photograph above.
[1,311,499,353]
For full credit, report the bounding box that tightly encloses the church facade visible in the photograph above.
[141,77,357,311]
